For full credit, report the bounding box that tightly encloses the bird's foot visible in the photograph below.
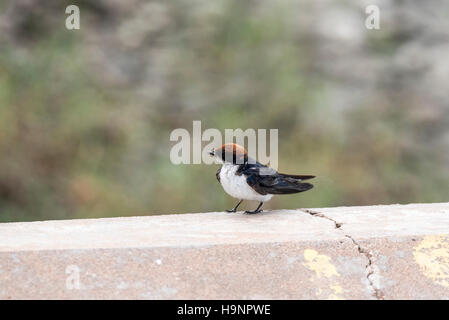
[225,200,244,213]
[244,202,264,214]
[244,209,263,214]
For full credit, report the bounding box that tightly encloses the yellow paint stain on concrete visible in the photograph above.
[329,285,344,300]
[303,249,339,278]
[303,249,344,299]
[413,235,449,289]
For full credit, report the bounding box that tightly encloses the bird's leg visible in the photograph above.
[245,202,264,214]
[226,199,243,213]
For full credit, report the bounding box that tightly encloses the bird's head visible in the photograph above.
[209,143,248,165]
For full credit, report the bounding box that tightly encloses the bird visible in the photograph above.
[209,143,315,214]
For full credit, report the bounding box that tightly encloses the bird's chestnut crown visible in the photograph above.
[209,143,248,164]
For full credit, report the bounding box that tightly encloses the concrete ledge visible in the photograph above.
[1,203,448,299]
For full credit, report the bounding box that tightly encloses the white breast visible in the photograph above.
[219,164,273,202]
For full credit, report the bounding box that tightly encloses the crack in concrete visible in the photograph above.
[303,209,343,229]
[302,208,385,300]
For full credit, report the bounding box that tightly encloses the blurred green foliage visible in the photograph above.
[1,0,448,222]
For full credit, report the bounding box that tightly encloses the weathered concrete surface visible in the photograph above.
[311,203,449,299]
[0,203,448,299]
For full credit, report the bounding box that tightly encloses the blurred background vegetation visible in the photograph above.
[1,0,448,222]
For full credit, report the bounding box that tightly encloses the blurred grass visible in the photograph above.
[0,0,448,222]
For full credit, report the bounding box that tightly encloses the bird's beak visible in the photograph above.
[209,150,215,157]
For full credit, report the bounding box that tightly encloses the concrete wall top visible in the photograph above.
[1,203,448,299]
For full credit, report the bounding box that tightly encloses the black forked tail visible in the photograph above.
[268,182,314,194]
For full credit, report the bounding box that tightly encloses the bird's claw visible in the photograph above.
[225,209,236,213]
[244,210,262,214]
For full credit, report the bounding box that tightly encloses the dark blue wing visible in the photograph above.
[241,162,314,195]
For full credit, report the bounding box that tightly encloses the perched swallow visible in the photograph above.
[209,143,315,214]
